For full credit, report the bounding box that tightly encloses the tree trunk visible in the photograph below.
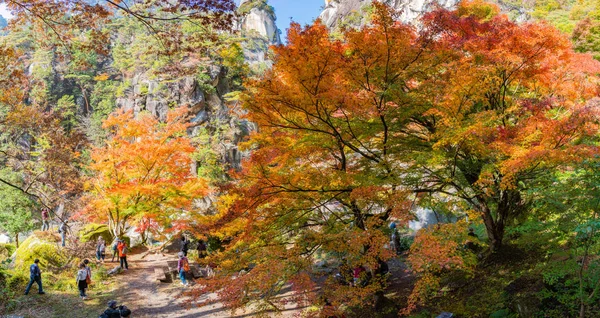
[15,233,19,248]
[481,204,504,252]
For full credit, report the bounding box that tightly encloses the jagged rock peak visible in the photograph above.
[238,0,281,45]
[319,0,458,29]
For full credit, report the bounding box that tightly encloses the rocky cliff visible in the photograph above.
[320,0,529,30]
[237,0,281,72]
[114,1,280,171]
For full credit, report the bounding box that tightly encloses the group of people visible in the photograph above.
[176,235,208,286]
[40,207,70,247]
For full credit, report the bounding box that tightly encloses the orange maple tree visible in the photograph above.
[83,107,210,239]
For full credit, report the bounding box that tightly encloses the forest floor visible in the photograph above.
[2,249,413,318]
[112,250,414,318]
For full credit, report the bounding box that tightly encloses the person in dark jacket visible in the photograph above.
[180,236,190,257]
[24,259,45,295]
[101,300,122,318]
[196,239,207,259]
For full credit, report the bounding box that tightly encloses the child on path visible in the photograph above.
[76,263,88,299]
[96,237,106,262]
[24,258,45,295]
[177,252,190,286]
[117,239,128,270]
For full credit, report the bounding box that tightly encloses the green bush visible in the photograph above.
[79,223,113,243]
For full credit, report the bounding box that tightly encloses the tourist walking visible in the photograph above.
[41,208,50,231]
[111,239,118,262]
[177,252,190,286]
[76,263,88,300]
[24,258,45,295]
[117,239,128,270]
[83,259,92,287]
[96,237,106,262]
[58,220,69,247]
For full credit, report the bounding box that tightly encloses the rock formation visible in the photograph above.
[319,0,529,30]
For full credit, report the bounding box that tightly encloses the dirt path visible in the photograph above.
[109,251,414,318]
[112,252,304,318]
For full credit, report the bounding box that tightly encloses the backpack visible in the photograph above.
[182,258,190,272]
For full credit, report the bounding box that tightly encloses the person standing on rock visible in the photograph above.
[76,262,88,300]
[177,252,190,286]
[24,258,45,295]
[180,235,190,257]
[96,237,106,262]
[41,208,50,231]
[117,239,129,270]
[58,220,69,247]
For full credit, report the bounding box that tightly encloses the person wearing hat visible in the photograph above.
[177,251,190,286]
[101,300,122,318]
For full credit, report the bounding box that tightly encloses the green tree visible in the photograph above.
[0,169,36,247]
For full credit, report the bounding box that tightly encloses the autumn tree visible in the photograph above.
[84,107,210,240]
[196,4,437,313]
[198,1,600,313]
[407,0,600,251]
[0,44,86,218]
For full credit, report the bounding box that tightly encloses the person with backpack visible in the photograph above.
[100,300,127,318]
[96,237,106,262]
[58,220,69,247]
[41,208,50,231]
[76,262,88,300]
[177,251,190,286]
[180,235,190,257]
[117,239,128,270]
[24,258,45,295]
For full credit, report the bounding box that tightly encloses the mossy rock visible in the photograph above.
[79,223,113,243]
[14,232,67,274]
